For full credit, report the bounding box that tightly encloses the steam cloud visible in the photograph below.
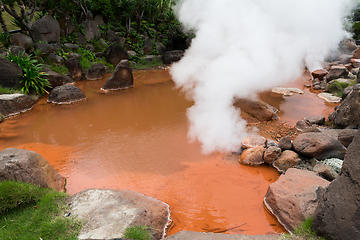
[170,0,355,154]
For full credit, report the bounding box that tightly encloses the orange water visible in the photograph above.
[0,69,335,236]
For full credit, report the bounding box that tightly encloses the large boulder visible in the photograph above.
[65,58,83,81]
[104,44,128,66]
[241,135,266,148]
[293,132,346,160]
[163,231,279,240]
[0,94,34,118]
[234,98,278,122]
[101,60,134,91]
[162,50,184,64]
[329,84,360,128]
[47,85,87,104]
[272,150,301,173]
[67,189,172,240]
[144,37,153,54]
[0,56,23,88]
[338,128,358,147]
[86,63,106,80]
[339,38,357,55]
[32,15,60,43]
[325,65,349,82]
[239,146,265,165]
[264,168,330,233]
[10,33,34,51]
[41,68,69,88]
[84,20,101,41]
[312,130,360,240]
[0,148,65,191]
[57,13,75,36]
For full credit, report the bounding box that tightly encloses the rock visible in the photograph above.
[74,32,87,45]
[326,78,353,95]
[338,128,358,147]
[317,92,341,103]
[163,231,279,240]
[272,150,302,173]
[234,98,278,122]
[312,69,328,81]
[304,116,325,125]
[67,189,171,240]
[47,85,87,104]
[266,139,278,147]
[0,148,65,191]
[329,85,360,128]
[0,94,34,118]
[322,158,343,174]
[10,33,34,51]
[339,38,357,54]
[271,87,304,96]
[94,15,106,27]
[352,47,360,59]
[295,120,311,131]
[57,13,75,36]
[325,65,349,82]
[84,44,95,52]
[293,132,346,160]
[144,37,153,54]
[264,146,282,164]
[351,58,360,68]
[86,63,106,80]
[239,146,265,165]
[241,135,266,148]
[0,56,23,88]
[156,42,167,55]
[104,44,128,66]
[9,45,26,57]
[41,68,69,88]
[264,168,330,233]
[48,53,64,64]
[106,29,116,42]
[141,55,159,63]
[342,85,354,100]
[32,15,60,43]
[84,20,101,41]
[313,161,338,181]
[339,54,353,64]
[278,136,292,150]
[101,60,134,91]
[65,58,83,81]
[63,43,79,51]
[340,130,360,184]
[34,42,54,55]
[162,50,184,64]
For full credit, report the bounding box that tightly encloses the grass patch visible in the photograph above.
[279,216,327,240]
[0,180,83,240]
[50,64,69,75]
[123,225,153,240]
[0,86,21,94]
[131,58,165,70]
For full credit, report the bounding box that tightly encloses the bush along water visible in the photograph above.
[3,51,51,95]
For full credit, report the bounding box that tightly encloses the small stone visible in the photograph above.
[322,158,343,174]
[278,135,292,150]
[241,135,267,148]
[317,93,341,103]
[271,87,304,96]
[264,146,282,164]
[272,150,302,173]
[239,146,265,165]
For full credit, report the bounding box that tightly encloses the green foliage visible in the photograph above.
[326,79,356,97]
[279,216,327,240]
[0,86,21,94]
[50,64,69,75]
[123,225,153,240]
[0,180,83,240]
[88,0,115,20]
[0,31,11,48]
[3,51,51,95]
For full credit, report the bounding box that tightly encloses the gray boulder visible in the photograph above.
[65,58,83,81]
[264,168,330,233]
[101,60,134,91]
[293,132,346,160]
[47,85,87,104]
[0,148,65,191]
[156,42,167,55]
[325,65,349,82]
[10,33,34,51]
[57,13,75,36]
[86,63,106,80]
[0,94,34,118]
[144,37,153,54]
[67,189,171,240]
[0,56,23,88]
[41,68,68,88]
[162,50,184,64]
[329,84,360,128]
[84,20,101,41]
[32,15,60,43]
[104,44,128,66]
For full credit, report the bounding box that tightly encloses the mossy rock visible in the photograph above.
[326,78,356,97]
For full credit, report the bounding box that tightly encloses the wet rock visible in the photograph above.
[47,85,87,104]
[10,33,34,51]
[271,87,304,96]
[304,116,325,125]
[84,20,101,41]
[162,50,184,64]
[313,161,338,181]
[272,150,302,173]
[264,168,330,233]
[163,231,279,240]
[317,92,341,103]
[101,60,134,91]
[325,65,349,82]
[338,128,358,147]
[0,148,65,191]
[104,44,128,66]
[239,146,265,165]
[326,78,353,96]
[41,68,68,88]
[329,85,360,128]
[264,146,282,164]
[339,54,353,64]
[0,94,34,118]
[339,38,357,54]
[65,58,83,81]
[234,98,278,122]
[351,58,360,68]
[67,189,171,240]
[241,135,266,148]
[32,15,60,43]
[86,63,106,80]
[0,56,23,88]
[278,135,292,150]
[293,132,346,160]
[312,69,328,81]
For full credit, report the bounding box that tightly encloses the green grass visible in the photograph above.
[123,225,153,240]
[50,64,69,75]
[278,216,327,240]
[0,86,21,94]
[131,58,164,70]
[0,180,83,240]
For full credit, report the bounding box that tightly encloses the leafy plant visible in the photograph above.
[279,216,327,240]
[0,86,21,94]
[3,51,51,95]
[123,225,153,240]
[0,31,11,48]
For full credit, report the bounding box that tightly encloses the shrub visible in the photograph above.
[279,216,327,240]
[123,225,153,240]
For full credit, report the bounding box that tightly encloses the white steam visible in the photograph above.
[170,0,355,154]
